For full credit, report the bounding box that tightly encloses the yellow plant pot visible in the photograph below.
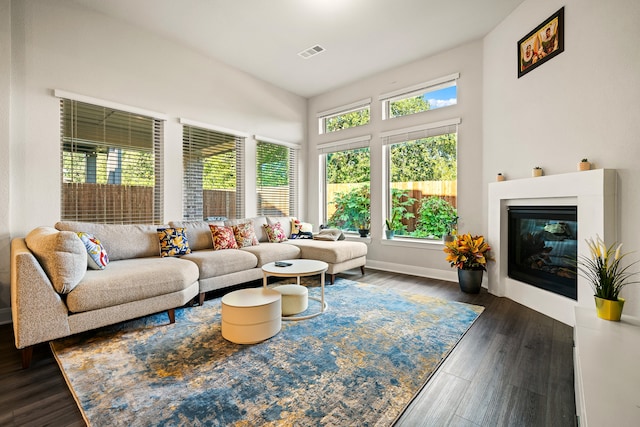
[594,296,625,321]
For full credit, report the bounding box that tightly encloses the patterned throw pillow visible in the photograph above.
[263,222,288,243]
[209,225,239,250]
[77,231,109,270]
[291,218,302,237]
[157,228,191,257]
[232,222,259,248]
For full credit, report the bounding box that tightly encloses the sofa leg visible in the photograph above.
[21,347,33,369]
[167,308,175,324]
[360,265,365,275]
[329,274,335,284]
[199,292,205,306]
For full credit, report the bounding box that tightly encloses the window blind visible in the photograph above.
[317,134,371,154]
[182,125,245,221]
[256,140,298,217]
[60,99,164,224]
[380,119,460,146]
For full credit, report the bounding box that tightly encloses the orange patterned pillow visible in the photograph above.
[232,222,259,248]
[209,225,238,250]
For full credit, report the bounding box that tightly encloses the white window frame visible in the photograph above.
[379,73,459,120]
[381,118,460,240]
[317,98,371,134]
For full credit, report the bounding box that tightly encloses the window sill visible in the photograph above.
[380,236,445,250]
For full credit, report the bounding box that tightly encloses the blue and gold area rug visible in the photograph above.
[51,279,484,426]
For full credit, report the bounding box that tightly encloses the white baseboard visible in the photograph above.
[365,260,458,283]
[0,307,12,325]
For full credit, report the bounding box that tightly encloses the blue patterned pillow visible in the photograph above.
[77,232,109,270]
[157,228,191,257]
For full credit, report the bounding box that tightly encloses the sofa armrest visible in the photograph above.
[11,238,71,349]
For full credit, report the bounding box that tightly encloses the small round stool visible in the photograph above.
[274,284,308,316]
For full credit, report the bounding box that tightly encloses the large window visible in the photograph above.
[60,98,164,224]
[380,73,459,120]
[382,120,459,239]
[182,122,245,221]
[320,136,371,232]
[317,98,371,134]
[256,139,298,217]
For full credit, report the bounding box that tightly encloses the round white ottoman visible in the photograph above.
[221,288,281,344]
[274,284,308,316]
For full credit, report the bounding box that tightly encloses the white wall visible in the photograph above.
[307,41,484,281]
[483,0,640,317]
[0,0,307,318]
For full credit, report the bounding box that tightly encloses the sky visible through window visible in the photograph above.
[424,86,457,109]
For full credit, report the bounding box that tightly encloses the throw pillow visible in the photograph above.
[77,232,109,269]
[25,227,87,294]
[263,222,288,243]
[209,225,239,250]
[291,218,302,237]
[232,222,260,248]
[313,228,345,241]
[157,228,191,257]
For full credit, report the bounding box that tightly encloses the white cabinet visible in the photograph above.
[574,306,640,426]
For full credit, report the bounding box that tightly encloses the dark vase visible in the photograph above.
[457,269,483,293]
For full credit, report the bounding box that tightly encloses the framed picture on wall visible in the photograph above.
[517,7,564,78]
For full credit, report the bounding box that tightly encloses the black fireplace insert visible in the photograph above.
[508,206,577,300]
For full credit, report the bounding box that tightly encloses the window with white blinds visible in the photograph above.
[318,135,371,232]
[60,99,164,224]
[381,119,459,239]
[182,125,245,221]
[256,139,298,217]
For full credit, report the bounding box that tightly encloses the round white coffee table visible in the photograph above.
[262,259,328,320]
[221,288,282,344]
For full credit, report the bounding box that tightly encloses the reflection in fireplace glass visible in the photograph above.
[508,206,577,300]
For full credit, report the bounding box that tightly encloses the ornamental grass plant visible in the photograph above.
[443,233,493,271]
[578,236,640,301]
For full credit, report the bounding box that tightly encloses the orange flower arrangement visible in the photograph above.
[443,233,493,270]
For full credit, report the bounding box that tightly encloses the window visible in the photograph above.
[380,73,459,120]
[60,98,164,224]
[319,135,371,232]
[256,138,298,217]
[182,122,246,221]
[317,98,371,134]
[382,119,459,239]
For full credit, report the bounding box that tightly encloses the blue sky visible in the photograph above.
[425,86,457,109]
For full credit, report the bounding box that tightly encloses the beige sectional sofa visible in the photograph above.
[11,216,367,368]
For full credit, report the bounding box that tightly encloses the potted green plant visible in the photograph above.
[443,233,493,293]
[577,236,640,320]
[385,216,395,239]
[442,216,459,243]
[578,158,591,171]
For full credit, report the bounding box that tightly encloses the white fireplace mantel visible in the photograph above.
[487,169,617,325]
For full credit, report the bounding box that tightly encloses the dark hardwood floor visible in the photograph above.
[0,269,576,426]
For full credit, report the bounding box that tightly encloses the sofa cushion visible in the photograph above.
[169,220,224,251]
[232,222,259,248]
[55,221,163,261]
[25,227,87,294]
[285,240,367,264]
[225,217,268,242]
[66,257,199,313]
[181,249,258,279]
[241,242,301,267]
[157,227,191,257]
[77,231,110,270]
[209,225,239,250]
[263,222,288,243]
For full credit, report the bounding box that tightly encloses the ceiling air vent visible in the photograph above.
[298,44,325,59]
